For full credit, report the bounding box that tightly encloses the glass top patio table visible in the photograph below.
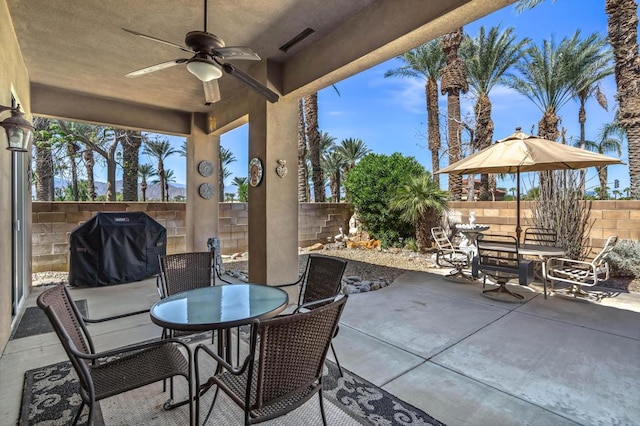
[150,284,289,332]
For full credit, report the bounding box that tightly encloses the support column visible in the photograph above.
[186,113,219,252]
[247,97,298,285]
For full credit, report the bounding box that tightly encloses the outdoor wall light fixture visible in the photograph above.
[0,104,33,152]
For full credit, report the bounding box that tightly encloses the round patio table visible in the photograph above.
[150,284,289,332]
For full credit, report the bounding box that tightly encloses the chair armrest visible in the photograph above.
[70,336,190,360]
[194,343,252,376]
[546,257,594,271]
[295,295,341,313]
[83,308,150,324]
[273,274,304,289]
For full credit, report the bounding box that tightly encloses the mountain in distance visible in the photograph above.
[50,178,187,201]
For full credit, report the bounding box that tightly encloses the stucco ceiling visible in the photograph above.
[7,0,514,120]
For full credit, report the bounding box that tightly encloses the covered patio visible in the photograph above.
[0,0,515,352]
[2,271,639,425]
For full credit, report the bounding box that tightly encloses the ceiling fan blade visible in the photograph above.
[221,63,279,103]
[213,47,261,61]
[203,80,221,105]
[122,28,194,53]
[125,58,188,77]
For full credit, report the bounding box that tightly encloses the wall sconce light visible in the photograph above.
[0,104,34,152]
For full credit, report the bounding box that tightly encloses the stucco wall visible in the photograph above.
[1,1,32,352]
[32,202,355,272]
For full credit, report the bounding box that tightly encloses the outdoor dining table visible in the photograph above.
[474,242,566,299]
[150,284,289,409]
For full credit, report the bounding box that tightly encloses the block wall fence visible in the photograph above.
[31,201,638,272]
[32,202,354,272]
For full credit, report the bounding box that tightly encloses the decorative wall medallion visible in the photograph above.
[198,183,215,199]
[197,160,214,177]
[276,159,287,178]
[249,157,263,187]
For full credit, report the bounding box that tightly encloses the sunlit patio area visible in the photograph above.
[2,271,639,425]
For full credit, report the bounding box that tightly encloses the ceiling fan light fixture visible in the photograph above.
[186,58,222,81]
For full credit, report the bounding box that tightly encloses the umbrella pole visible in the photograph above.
[516,168,521,242]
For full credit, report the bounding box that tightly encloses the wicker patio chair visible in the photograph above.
[276,254,348,376]
[37,284,193,426]
[546,235,618,301]
[194,295,348,426]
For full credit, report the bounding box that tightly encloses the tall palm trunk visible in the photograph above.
[66,143,79,201]
[158,163,166,202]
[606,0,640,199]
[596,165,609,199]
[83,150,96,201]
[141,179,148,201]
[441,28,468,201]
[121,130,142,201]
[297,99,308,202]
[427,77,442,186]
[304,93,325,202]
[474,93,494,200]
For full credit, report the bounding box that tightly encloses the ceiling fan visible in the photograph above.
[123,0,278,105]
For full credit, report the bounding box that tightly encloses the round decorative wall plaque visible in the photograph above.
[197,160,214,177]
[198,183,215,199]
[249,157,263,187]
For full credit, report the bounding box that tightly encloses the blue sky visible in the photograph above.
[157,0,630,196]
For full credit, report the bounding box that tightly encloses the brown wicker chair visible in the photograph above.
[37,284,193,426]
[276,254,348,375]
[194,295,348,426]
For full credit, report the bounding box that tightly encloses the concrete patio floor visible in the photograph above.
[1,271,639,425]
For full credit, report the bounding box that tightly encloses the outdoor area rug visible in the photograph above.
[20,357,444,425]
[11,300,88,340]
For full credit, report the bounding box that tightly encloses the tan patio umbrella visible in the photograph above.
[436,127,624,241]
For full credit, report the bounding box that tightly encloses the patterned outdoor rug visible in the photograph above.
[11,300,87,339]
[20,356,444,425]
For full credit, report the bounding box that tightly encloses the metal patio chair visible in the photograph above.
[276,254,348,376]
[194,295,348,426]
[474,234,533,302]
[37,284,193,426]
[431,226,474,282]
[546,235,618,301]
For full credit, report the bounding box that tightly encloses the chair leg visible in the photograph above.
[72,401,85,426]
[330,342,343,377]
[203,386,220,426]
[318,388,328,426]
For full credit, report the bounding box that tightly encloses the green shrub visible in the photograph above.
[404,237,419,252]
[607,239,640,279]
[344,153,425,247]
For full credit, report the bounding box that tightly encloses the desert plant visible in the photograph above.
[531,170,594,259]
[607,239,640,279]
[403,237,419,252]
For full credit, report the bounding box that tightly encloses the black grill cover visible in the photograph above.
[68,212,166,286]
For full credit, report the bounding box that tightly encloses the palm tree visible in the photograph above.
[118,129,143,201]
[581,119,624,199]
[164,169,176,201]
[304,93,325,202]
[142,138,177,202]
[384,41,445,185]
[389,173,449,252]
[82,150,97,201]
[321,150,345,202]
[219,146,236,202]
[566,32,613,194]
[506,33,579,141]
[178,140,187,157]
[297,99,309,202]
[606,0,639,199]
[32,117,55,201]
[138,163,156,201]
[517,0,640,199]
[57,121,118,200]
[441,27,468,200]
[460,25,530,200]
